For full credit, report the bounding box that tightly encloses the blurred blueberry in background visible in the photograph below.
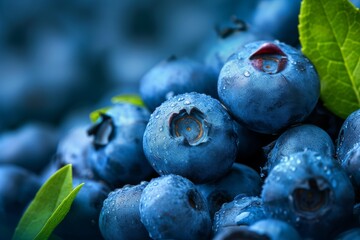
[0,0,268,130]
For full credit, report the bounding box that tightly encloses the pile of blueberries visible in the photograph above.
[1,0,360,240]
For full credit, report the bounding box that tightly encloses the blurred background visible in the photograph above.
[0,0,262,131]
[0,0,304,131]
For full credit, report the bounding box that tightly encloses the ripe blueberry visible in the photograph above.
[143,92,240,183]
[87,103,155,187]
[99,182,150,240]
[262,150,355,239]
[139,174,211,240]
[218,40,320,134]
[140,56,218,112]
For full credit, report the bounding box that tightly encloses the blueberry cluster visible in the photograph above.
[1,1,360,240]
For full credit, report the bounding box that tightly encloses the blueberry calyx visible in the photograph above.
[216,16,247,39]
[187,189,206,211]
[249,42,287,74]
[87,114,115,149]
[169,107,210,146]
[290,177,332,220]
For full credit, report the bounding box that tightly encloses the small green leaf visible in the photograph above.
[12,165,84,240]
[89,107,111,123]
[299,0,360,119]
[111,94,146,108]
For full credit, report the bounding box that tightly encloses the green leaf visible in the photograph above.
[89,106,111,123]
[299,0,360,119]
[111,94,145,108]
[12,165,84,240]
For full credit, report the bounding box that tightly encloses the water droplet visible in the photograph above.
[166,91,174,99]
[235,212,250,224]
[223,86,226,90]
[159,127,163,132]
[244,71,251,77]
[184,100,191,105]
[178,97,184,101]
[155,114,160,119]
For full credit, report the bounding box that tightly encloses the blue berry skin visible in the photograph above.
[139,174,211,240]
[262,150,355,239]
[336,109,360,198]
[250,0,301,47]
[143,92,240,183]
[249,219,302,240]
[0,165,40,239]
[139,56,218,112]
[99,182,150,240]
[264,124,335,175]
[205,18,273,74]
[213,196,266,234]
[335,228,360,240]
[87,103,155,187]
[218,40,320,134]
[339,146,360,200]
[213,226,269,240]
[336,109,360,162]
[53,125,96,179]
[197,163,262,217]
[0,122,59,173]
[55,178,111,239]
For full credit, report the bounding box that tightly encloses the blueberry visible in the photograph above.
[0,165,40,239]
[143,92,240,183]
[0,122,59,173]
[213,196,266,234]
[139,56,218,112]
[335,228,360,240]
[218,40,320,134]
[87,103,155,187]
[262,150,355,239]
[52,125,96,180]
[336,109,360,162]
[250,0,301,46]
[139,174,211,240]
[99,182,150,240]
[249,219,302,240]
[205,17,273,74]
[339,146,360,200]
[336,109,360,198]
[213,226,269,240]
[213,219,302,240]
[197,163,262,217]
[55,178,111,239]
[264,124,335,175]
